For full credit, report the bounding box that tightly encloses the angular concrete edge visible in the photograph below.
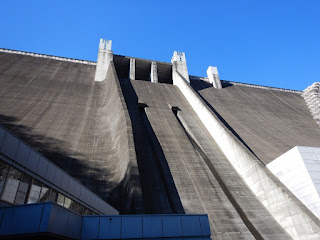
[173,69,320,239]
[268,146,320,219]
[103,61,144,212]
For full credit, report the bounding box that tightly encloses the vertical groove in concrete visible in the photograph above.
[139,107,185,214]
[117,79,173,214]
[131,81,257,239]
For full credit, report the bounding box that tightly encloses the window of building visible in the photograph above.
[0,161,9,196]
[0,160,98,215]
[49,189,57,202]
[69,200,78,212]
[1,167,22,203]
[27,179,42,203]
[14,174,31,204]
[77,204,84,215]
[83,208,91,215]
[64,197,72,209]
[39,185,50,202]
[57,193,65,206]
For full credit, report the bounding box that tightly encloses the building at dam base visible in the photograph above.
[0,39,320,239]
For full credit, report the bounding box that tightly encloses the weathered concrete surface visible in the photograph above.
[2,49,320,239]
[0,52,143,213]
[129,80,293,239]
[174,72,320,239]
[191,80,320,164]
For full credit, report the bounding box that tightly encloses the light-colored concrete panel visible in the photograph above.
[268,146,320,220]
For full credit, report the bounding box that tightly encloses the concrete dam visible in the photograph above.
[1,39,320,239]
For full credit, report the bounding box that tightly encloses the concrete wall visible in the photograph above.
[96,61,144,213]
[0,52,143,214]
[268,146,320,219]
[129,80,292,239]
[173,70,320,239]
[191,79,320,164]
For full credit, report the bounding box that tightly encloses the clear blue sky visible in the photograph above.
[1,0,319,90]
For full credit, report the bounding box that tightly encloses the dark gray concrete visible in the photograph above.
[0,52,143,213]
[1,50,317,239]
[191,80,320,164]
[129,80,291,239]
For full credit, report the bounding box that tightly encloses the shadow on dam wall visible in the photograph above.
[0,62,144,214]
[118,77,185,214]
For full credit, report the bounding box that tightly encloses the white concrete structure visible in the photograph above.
[150,61,158,83]
[171,51,189,84]
[268,146,320,219]
[94,39,113,82]
[171,69,320,239]
[129,58,135,80]
[206,66,222,89]
[303,82,320,126]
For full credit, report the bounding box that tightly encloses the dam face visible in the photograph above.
[1,41,320,239]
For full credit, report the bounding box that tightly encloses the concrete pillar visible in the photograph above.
[129,58,135,80]
[94,39,113,82]
[207,66,222,89]
[150,61,158,83]
[171,51,189,85]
